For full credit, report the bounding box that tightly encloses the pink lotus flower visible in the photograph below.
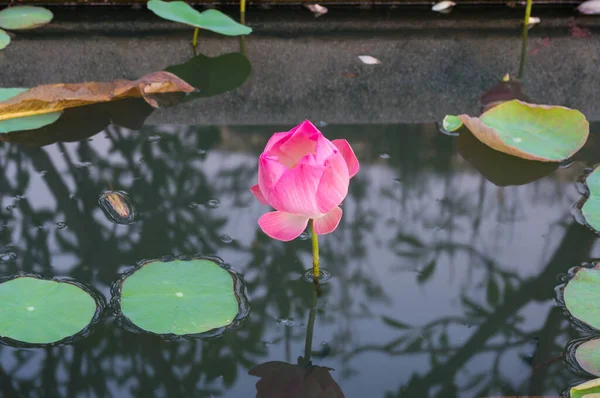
[251,121,359,241]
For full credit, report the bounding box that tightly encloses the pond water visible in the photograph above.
[1,115,600,397]
[2,7,600,398]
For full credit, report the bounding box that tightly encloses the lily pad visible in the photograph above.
[0,88,62,133]
[147,0,252,36]
[0,276,100,345]
[442,115,462,132]
[571,378,600,398]
[0,6,53,30]
[579,166,600,232]
[165,52,252,98]
[0,29,9,50]
[445,100,589,162]
[562,263,600,331]
[114,256,248,337]
[571,338,600,376]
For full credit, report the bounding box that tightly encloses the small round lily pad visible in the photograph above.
[0,29,9,50]
[560,263,600,331]
[114,256,248,337]
[0,276,101,345]
[571,338,600,376]
[578,166,600,233]
[0,6,53,30]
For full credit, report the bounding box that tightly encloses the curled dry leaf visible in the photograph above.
[432,1,456,12]
[304,4,328,17]
[358,55,381,65]
[0,71,194,122]
[578,0,600,14]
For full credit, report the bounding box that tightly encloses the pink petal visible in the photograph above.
[332,139,359,178]
[258,211,309,241]
[313,207,343,235]
[258,154,287,204]
[278,121,321,167]
[264,131,292,153]
[271,163,325,218]
[315,152,349,214]
[250,184,268,205]
[314,134,338,164]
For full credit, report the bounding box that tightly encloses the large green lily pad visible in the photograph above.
[0,6,53,30]
[563,264,600,331]
[580,166,600,232]
[444,100,589,162]
[0,88,62,133]
[575,338,600,376]
[147,0,252,36]
[118,258,241,336]
[0,29,9,50]
[571,378,600,398]
[0,277,98,344]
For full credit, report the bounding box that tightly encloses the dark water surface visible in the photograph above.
[1,118,600,397]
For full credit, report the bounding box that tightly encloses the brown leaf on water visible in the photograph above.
[0,71,194,122]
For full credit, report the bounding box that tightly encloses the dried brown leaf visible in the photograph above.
[0,71,194,122]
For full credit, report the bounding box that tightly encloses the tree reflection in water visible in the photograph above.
[0,120,595,397]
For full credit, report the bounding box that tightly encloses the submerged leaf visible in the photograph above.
[0,71,194,122]
[0,6,53,30]
[98,191,137,225]
[0,88,62,133]
[563,264,600,331]
[0,276,99,345]
[571,378,600,398]
[0,28,9,50]
[450,100,589,162]
[147,0,252,36]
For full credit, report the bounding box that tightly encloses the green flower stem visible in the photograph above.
[192,27,199,48]
[311,219,320,281]
[240,0,246,14]
[518,0,532,79]
[302,285,318,365]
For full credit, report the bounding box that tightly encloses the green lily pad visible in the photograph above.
[442,115,463,132]
[0,6,53,30]
[563,264,600,331]
[0,29,9,50]
[147,0,252,36]
[165,52,252,98]
[444,100,589,162]
[0,276,99,345]
[116,257,245,336]
[571,378,600,398]
[0,88,62,133]
[574,338,600,376]
[580,166,600,232]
